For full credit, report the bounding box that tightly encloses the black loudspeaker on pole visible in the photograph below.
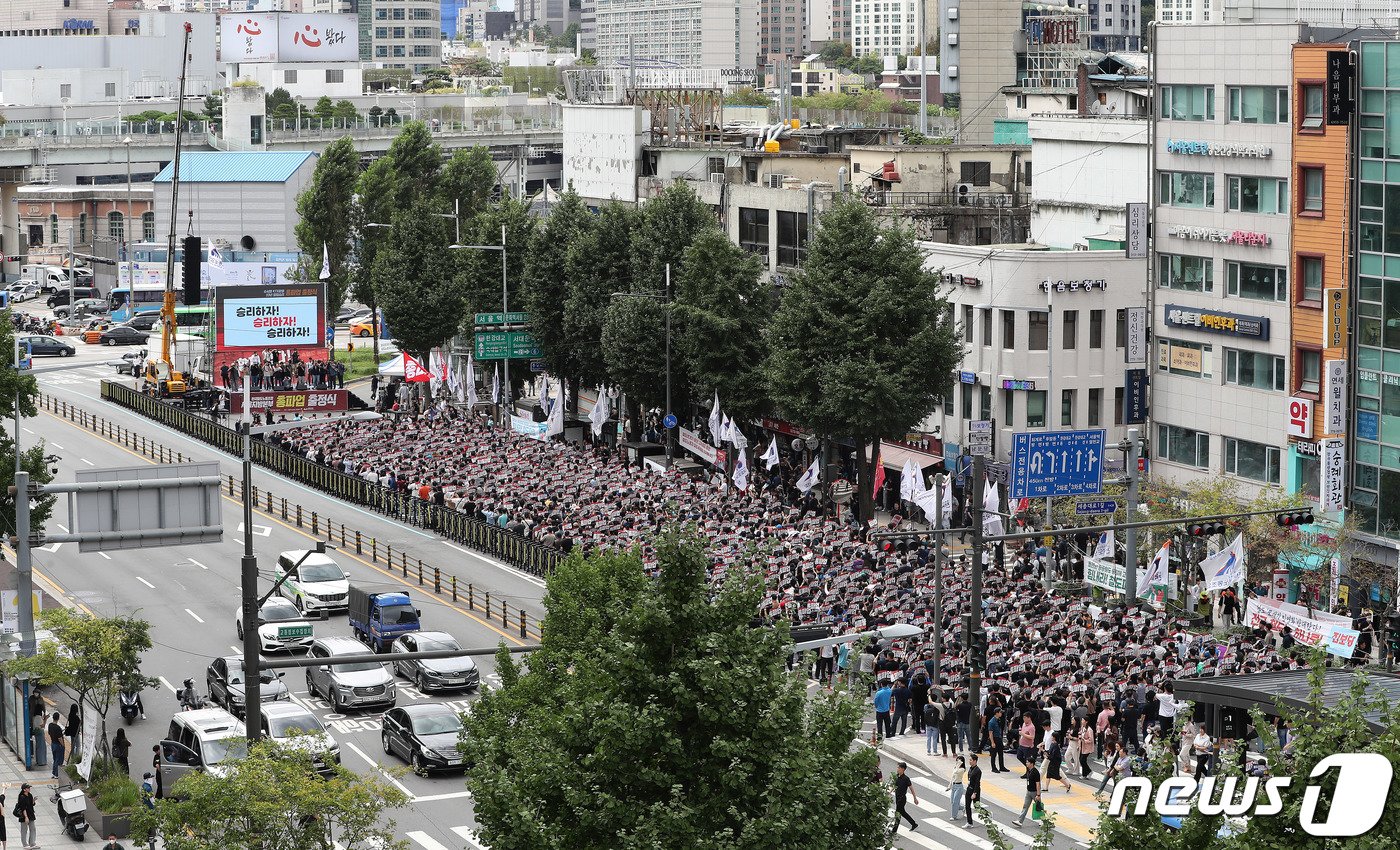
[181,235,201,307]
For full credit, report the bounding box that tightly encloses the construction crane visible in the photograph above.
[144,20,192,398]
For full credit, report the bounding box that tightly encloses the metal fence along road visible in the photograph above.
[47,386,550,640]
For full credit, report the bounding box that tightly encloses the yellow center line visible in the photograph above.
[36,407,533,647]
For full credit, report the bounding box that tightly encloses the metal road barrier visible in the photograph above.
[42,386,551,640]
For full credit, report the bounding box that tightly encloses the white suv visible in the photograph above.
[275,550,350,613]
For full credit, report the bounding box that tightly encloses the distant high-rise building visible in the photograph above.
[0,0,107,36]
[440,0,466,36]
[368,0,441,71]
[759,0,806,70]
[579,0,595,50]
[851,0,919,56]
[594,0,758,70]
[517,0,576,37]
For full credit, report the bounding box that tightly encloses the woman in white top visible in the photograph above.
[1192,729,1213,779]
[949,756,967,821]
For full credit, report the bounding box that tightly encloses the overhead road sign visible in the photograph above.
[1010,429,1105,499]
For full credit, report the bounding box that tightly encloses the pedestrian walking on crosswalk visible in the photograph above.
[891,762,919,834]
[949,756,967,821]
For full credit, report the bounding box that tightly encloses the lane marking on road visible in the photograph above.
[38,405,534,645]
[80,458,94,466]
[56,523,69,532]
[230,645,242,654]
[344,741,413,797]
[157,676,177,694]
[237,522,272,537]
[188,558,207,570]
[98,552,111,559]
[136,576,155,589]
[414,790,474,803]
[50,442,63,450]
[406,832,452,850]
[443,541,546,589]
[450,826,489,848]
[37,542,63,553]
[185,608,204,623]
[21,428,33,435]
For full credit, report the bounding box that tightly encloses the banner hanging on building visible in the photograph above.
[1324,359,1347,435]
[227,389,348,415]
[1245,596,1351,646]
[1321,437,1346,511]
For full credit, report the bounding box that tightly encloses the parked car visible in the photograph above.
[53,298,108,318]
[381,704,466,776]
[390,631,478,693]
[305,636,396,712]
[234,597,316,653]
[5,282,39,302]
[18,335,74,357]
[158,708,247,788]
[258,702,340,777]
[275,550,350,614]
[121,312,161,332]
[205,654,291,719]
[98,326,150,346]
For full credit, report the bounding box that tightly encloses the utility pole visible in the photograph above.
[1125,426,1141,600]
[932,473,944,685]
[664,262,672,460]
[15,470,33,657]
[967,455,985,749]
[239,378,263,741]
[499,224,509,423]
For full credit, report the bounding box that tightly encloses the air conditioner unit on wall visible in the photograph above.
[767,174,786,188]
[709,173,725,183]
[956,183,973,205]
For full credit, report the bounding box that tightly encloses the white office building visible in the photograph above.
[1149,22,1299,496]
[593,0,758,70]
[924,242,1145,467]
[852,0,919,56]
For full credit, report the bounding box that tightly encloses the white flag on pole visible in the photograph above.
[491,365,500,405]
[1094,530,1115,561]
[899,459,917,501]
[981,479,1003,536]
[941,475,954,526]
[1202,533,1246,591]
[761,437,780,470]
[911,463,928,496]
[545,381,565,438]
[721,415,734,444]
[209,245,224,269]
[795,457,822,494]
[464,354,478,407]
[1141,540,1171,599]
[319,241,331,280]
[913,487,940,525]
[589,385,610,437]
[731,420,748,450]
[709,391,723,447]
[732,449,750,491]
[427,348,446,394]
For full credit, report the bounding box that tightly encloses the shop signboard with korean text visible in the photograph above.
[1125,203,1147,259]
[1324,360,1347,435]
[1125,368,1148,424]
[1164,304,1269,340]
[1325,288,1347,349]
[1286,397,1312,439]
[1125,306,1147,363]
[1321,437,1345,511]
[1327,49,1354,125]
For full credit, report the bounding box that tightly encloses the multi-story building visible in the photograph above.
[0,0,108,37]
[15,185,155,267]
[789,57,864,98]
[851,0,918,57]
[1150,22,1301,498]
[1156,0,1216,24]
[1028,112,1148,250]
[759,0,806,69]
[1084,0,1139,52]
[369,0,441,71]
[592,0,758,70]
[579,0,595,50]
[516,0,576,37]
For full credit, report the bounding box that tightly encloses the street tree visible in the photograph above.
[462,530,891,850]
[370,199,465,359]
[332,99,359,121]
[600,295,674,415]
[674,230,772,422]
[522,186,593,389]
[265,87,293,116]
[3,610,156,768]
[313,95,336,121]
[294,136,360,319]
[0,316,53,539]
[460,197,536,320]
[202,92,222,125]
[629,181,718,295]
[132,740,410,850]
[766,198,961,522]
[435,146,497,226]
[564,201,637,388]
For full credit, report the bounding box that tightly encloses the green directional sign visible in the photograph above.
[277,624,313,640]
[474,311,530,326]
[475,330,541,360]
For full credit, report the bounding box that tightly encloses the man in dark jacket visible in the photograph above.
[964,754,983,827]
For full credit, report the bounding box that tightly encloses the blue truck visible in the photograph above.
[347,586,421,653]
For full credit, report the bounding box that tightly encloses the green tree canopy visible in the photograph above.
[332,99,360,121]
[629,181,718,295]
[313,95,336,120]
[294,136,360,318]
[459,197,535,320]
[462,530,890,850]
[265,87,293,115]
[674,230,772,422]
[371,199,464,358]
[765,198,960,521]
[522,186,593,383]
[132,740,409,850]
[564,201,637,387]
[435,145,498,228]
[600,295,674,413]
[0,313,51,537]
[724,86,772,107]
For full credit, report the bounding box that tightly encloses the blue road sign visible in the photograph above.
[1010,429,1106,499]
[663,413,678,429]
[1075,499,1118,516]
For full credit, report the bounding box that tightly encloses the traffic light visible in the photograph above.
[969,629,988,670]
[961,613,973,645]
[181,235,201,306]
[1187,521,1228,537]
[1386,611,1400,654]
[1275,509,1315,528]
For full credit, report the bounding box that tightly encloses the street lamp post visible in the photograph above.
[450,225,509,422]
[123,137,133,294]
[238,383,380,741]
[609,263,673,458]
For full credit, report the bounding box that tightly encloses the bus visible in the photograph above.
[154,304,216,340]
[109,284,213,323]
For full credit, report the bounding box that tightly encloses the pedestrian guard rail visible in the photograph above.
[48,384,556,640]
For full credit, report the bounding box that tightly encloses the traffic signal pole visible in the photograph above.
[1125,428,1141,599]
[967,456,985,756]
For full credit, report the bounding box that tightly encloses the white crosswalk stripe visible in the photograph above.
[895,780,1041,847]
[407,831,452,850]
[451,825,490,848]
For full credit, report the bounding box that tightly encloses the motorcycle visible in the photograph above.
[51,783,89,841]
[119,689,142,725]
[178,678,205,711]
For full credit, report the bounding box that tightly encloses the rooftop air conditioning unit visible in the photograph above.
[767,173,786,188]
[948,7,958,19]
[948,33,958,46]
[956,183,973,205]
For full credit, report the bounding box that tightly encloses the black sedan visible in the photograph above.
[381,704,466,776]
[99,326,150,346]
[122,313,160,332]
[389,631,479,693]
[19,335,74,357]
[206,654,290,718]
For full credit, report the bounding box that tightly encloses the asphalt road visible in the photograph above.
[18,362,1084,850]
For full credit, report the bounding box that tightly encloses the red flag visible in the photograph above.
[403,353,432,383]
[1015,497,1030,516]
[871,444,886,499]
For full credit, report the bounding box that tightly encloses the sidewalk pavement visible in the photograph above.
[0,746,90,847]
[878,732,1105,845]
